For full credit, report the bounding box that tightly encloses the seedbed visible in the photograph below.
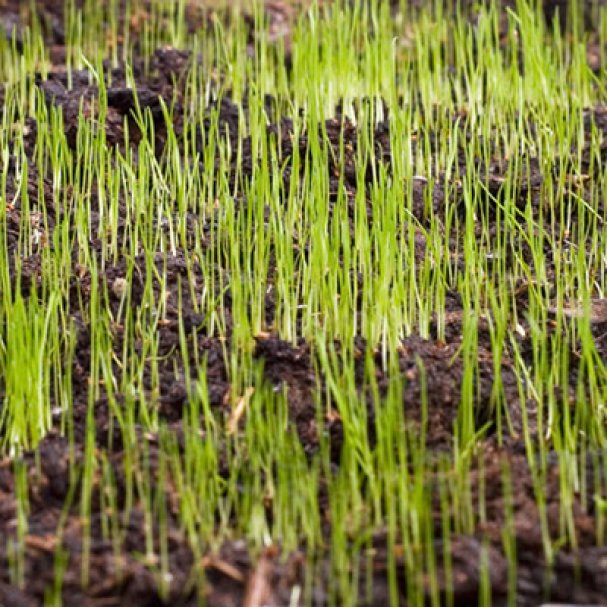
[1,1,607,605]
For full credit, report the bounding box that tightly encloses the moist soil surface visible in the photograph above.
[2,1,607,606]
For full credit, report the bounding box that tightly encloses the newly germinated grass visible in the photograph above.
[1,0,607,605]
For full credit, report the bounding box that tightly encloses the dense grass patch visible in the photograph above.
[1,1,607,605]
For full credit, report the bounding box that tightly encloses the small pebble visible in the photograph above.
[112,277,128,299]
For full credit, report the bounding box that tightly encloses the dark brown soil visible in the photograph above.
[2,1,607,606]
